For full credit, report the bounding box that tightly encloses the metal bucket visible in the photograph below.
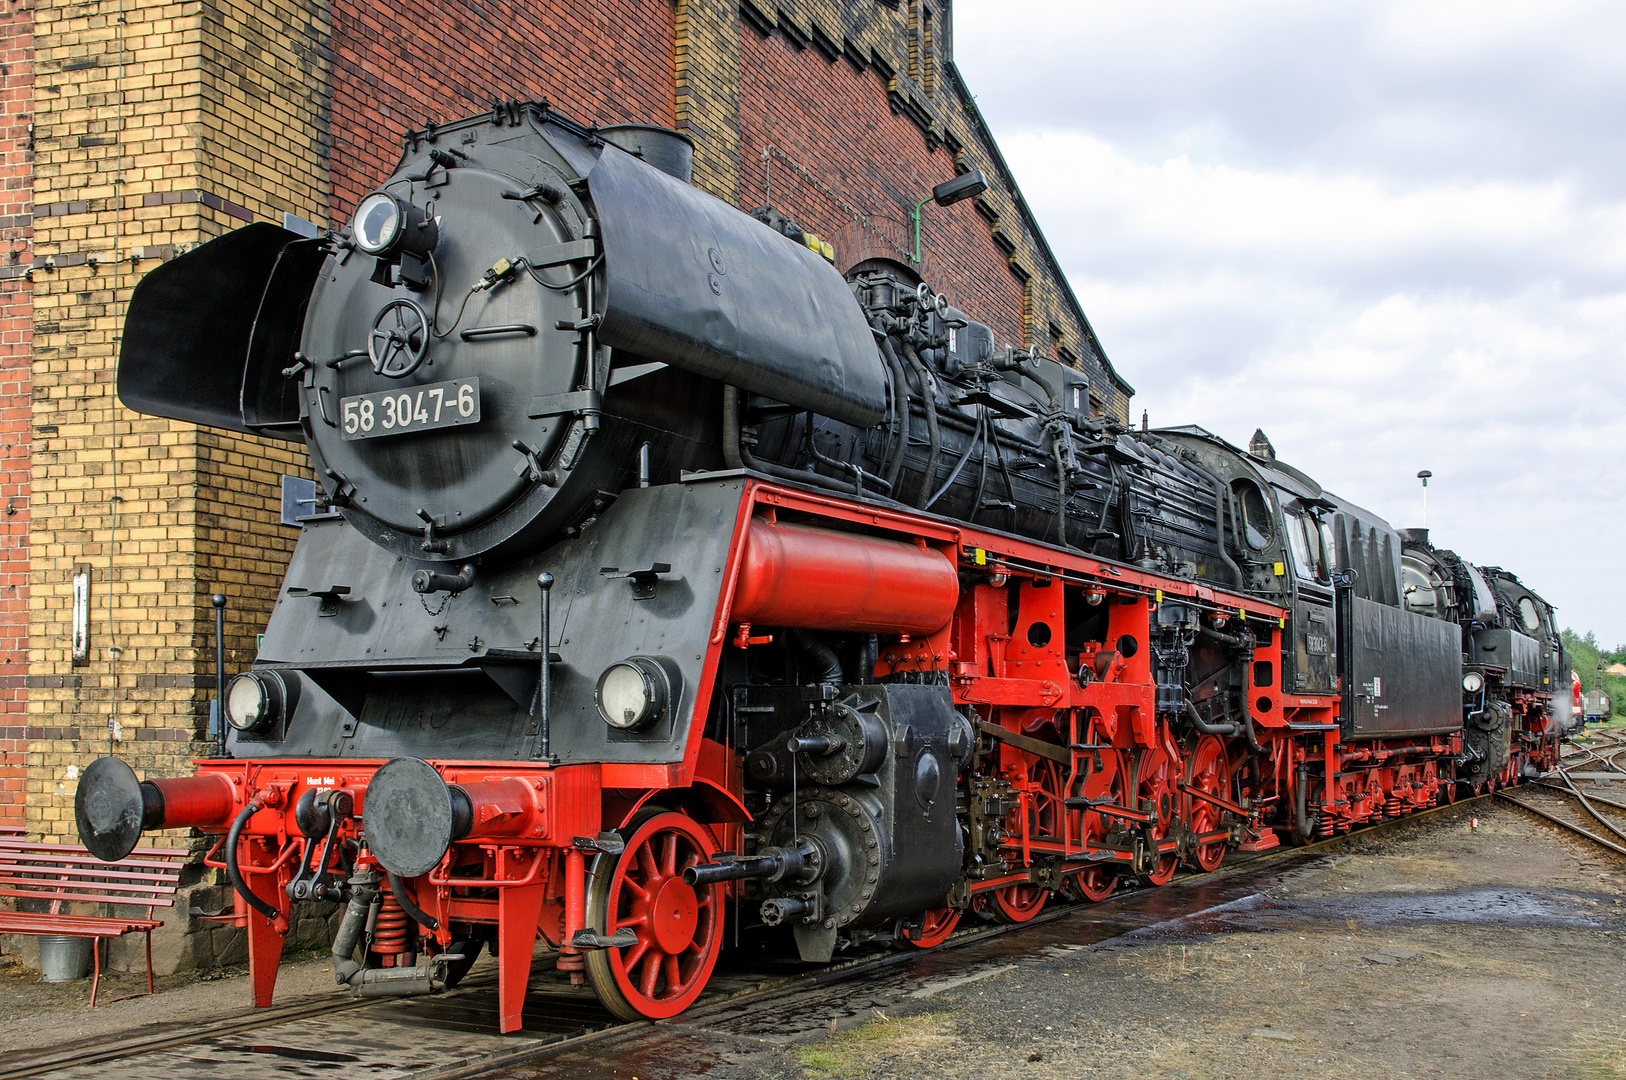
[37,935,92,982]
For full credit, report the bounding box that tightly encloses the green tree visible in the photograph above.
[1562,628,1626,717]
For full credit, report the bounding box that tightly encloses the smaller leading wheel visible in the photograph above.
[902,906,961,948]
[1063,865,1118,902]
[583,811,722,1021]
[988,879,1050,923]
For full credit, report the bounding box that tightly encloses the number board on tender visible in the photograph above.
[341,378,480,440]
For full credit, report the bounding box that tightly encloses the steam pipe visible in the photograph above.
[1240,693,1265,754]
[1197,623,1254,650]
[802,416,893,496]
[874,328,911,492]
[1295,761,1315,838]
[1210,476,1244,590]
[925,406,986,510]
[722,385,852,495]
[1008,357,1061,412]
[1184,700,1238,736]
[226,800,280,921]
[537,573,553,761]
[1052,434,1072,548]
[899,342,941,508]
[789,629,842,686]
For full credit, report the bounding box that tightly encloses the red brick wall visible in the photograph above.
[735,24,1025,350]
[0,0,29,826]
[325,0,678,222]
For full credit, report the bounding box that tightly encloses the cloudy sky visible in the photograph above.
[953,0,1626,649]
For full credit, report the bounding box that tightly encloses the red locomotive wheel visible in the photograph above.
[988,757,1064,924]
[903,906,962,948]
[1064,865,1118,902]
[989,880,1050,923]
[583,812,722,1021]
[1136,745,1181,886]
[1184,736,1233,872]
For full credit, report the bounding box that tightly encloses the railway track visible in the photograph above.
[0,792,1500,1080]
[1499,726,1626,859]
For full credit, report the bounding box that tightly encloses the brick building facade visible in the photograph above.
[3,0,1134,840]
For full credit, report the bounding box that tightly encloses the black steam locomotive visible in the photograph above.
[75,102,1572,1029]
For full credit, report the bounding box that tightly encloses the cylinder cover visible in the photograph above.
[731,519,959,634]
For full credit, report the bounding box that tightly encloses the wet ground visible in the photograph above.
[1,799,1621,1079]
[492,801,1626,1080]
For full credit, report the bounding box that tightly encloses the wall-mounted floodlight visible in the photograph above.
[913,170,989,263]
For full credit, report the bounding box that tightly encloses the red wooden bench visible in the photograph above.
[0,822,25,837]
[0,841,188,1005]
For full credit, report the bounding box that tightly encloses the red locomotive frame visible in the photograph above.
[141,478,1554,1030]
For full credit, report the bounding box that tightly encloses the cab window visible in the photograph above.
[1231,478,1274,550]
[1286,512,1329,583]
[1518,597,1541,632]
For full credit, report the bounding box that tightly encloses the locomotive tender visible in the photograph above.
[74,102,1573,1029]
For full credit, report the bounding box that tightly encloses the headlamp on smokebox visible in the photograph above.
[596,656,681,732]
[352,190,438,290]
[225,670,294,734]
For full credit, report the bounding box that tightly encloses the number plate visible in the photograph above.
[340,378,480,440]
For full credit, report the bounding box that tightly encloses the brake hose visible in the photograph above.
[226,801,280,921]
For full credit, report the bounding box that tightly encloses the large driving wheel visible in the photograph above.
[1065,730,1126,902]
[1185,735,1233,872]
[583,812,722,1020]
[1135,745,1181,886]
[989,758,1062,924]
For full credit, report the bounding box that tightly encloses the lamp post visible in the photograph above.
[912,170,988,264]
[1417,470,1432,528]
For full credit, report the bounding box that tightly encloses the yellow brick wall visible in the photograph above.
[675,0,741,202]
[26,0,326,839]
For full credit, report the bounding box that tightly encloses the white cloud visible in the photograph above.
[955,0,1626,644]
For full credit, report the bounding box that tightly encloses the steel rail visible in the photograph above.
[0,790,1497,1080]
[411,789,1500,1080]
[0,997,378,1080]
[1496,792,1626,860]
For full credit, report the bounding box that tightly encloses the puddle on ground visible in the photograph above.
[1092,886,1623,947]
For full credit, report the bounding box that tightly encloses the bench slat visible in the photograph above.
[0,913,162,935]
[0,894,174,910]
[0,863,184,886]
[0,837,187,923]
[0,841,189,861]
[0,881,180,902]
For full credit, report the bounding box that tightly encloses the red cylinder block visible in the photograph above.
[732,519,959,635]
[147,773,238,831]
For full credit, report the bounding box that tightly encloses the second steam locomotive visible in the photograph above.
[75,102,1572,1029]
